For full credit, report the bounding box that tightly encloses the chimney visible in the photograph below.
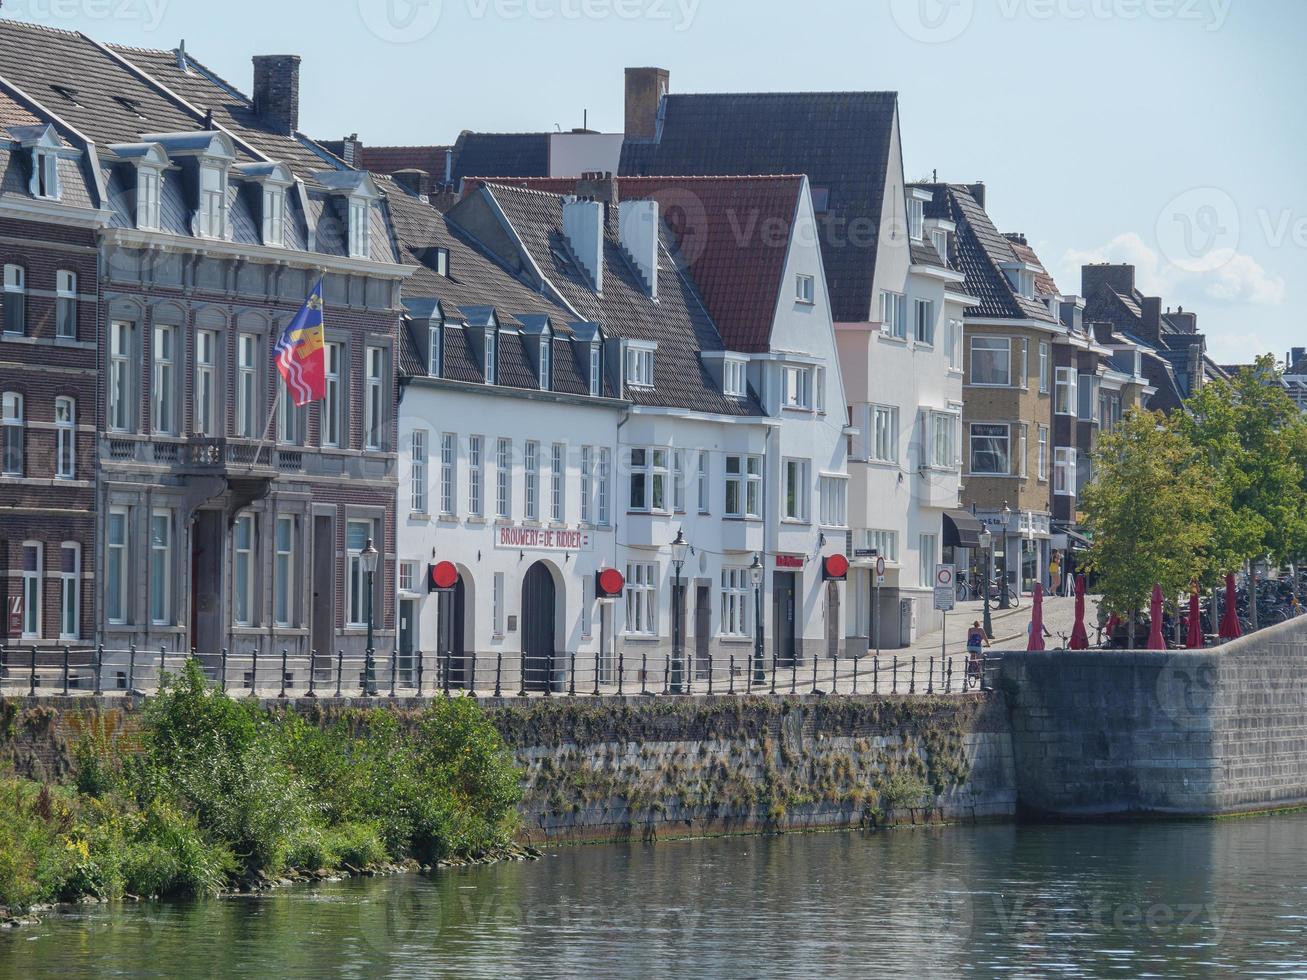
[1080,262,1136,299]
[563,196,605,294]
[252,55,301,136]
[392,169,431,199]
[1290,347,1306,371]
[1168,305,1198,334]
[619,199,659,300]
[577,171,618,209]
[967,182,986,209]
[625,67,669,139]
[340,133,362,168]
[1140,296,1163,342]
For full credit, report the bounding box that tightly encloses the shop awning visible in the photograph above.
[942,510,984,550]
[1053,523,1093,550]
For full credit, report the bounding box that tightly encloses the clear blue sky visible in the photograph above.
[11,0,1303,364]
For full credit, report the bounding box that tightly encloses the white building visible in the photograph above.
[392,172,850,689]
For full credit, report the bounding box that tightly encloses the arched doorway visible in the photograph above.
[437,575,467,690]
[522,562,557,692]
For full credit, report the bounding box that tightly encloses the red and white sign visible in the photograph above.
[428,561,459,592]
[495,526,594,553]
[776,554,804,570]
[6,596,21,636]
[823,554,850,581]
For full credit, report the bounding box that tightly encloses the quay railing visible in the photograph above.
[0,644,1000,701]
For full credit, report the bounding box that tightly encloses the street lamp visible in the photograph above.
[361,537,379,695]
[979,526,994,640]
[750,553,765,686]
[671,530,689,693]
[999,504,1012,610]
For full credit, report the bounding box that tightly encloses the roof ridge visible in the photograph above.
[669,90,899,100]
[0,17,84,39]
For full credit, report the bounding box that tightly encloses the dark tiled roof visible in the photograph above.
[1007,238,1061,296]
[925,184,1058,324]
[452,132,549,183]
[360,145,451,178]
[465,174,806,354]
[620,91,898,324]
[456,183,761,417]
[909,240,947,270]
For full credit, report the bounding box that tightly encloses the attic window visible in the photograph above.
[931,228,948,262]
[262,185,285,247]
[33,150,59,200]
[349,198,371,259]
[723,358,747,399]
[588,343,602,398]
[484,328,497,385]
[137,167,161,230]
[434,248,449,277]
[50,85,81,107]
[538,336,551,391]
[811,187,831,214]
[908,197,924,241]
[428,322,443,378]
[197,163,229,239]
[114,96,146,120]
[625,344,655,389]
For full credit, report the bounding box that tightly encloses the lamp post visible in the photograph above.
[361,537,379,695]
[671,530,689,694]
[999,504,1012,610]
[750,553,765,686]
[979,527,994,640]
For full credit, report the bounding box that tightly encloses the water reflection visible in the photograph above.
[5,815,1307,978]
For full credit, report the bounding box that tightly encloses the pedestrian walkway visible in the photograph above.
[902,594,1106,657]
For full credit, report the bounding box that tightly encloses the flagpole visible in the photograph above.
[252,384,284,471]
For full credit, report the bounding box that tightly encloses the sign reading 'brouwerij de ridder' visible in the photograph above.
[494,526,595,553]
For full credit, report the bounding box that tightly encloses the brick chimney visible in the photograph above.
[340,133,363,168]
[1140,296,1163,342]
[1167,305,1198,334]
[392,169,431,199]
[625,67,669,139]
[1080,263,1136,299]
[967,182,986,209]
[252,55,301,136]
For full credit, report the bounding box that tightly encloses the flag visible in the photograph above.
[274,279,326,407]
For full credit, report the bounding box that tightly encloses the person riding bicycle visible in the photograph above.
[966,621,990,686]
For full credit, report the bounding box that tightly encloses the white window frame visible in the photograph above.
[106,508,129,626]
[323,342,343,448]
[277,375,303,446]
[233,514,256,627]
[348,197,371,259]
[970,336,1012,387]
[365,346,385,450]
[720,567,753,638]
[149,509,172,626]
[551,443,565,522]
[819,475,848,529]
[2,391,23,477]
[1018,338,1029,390]
[20,541,41,639]
[783,366,813,410]
[411,429,429,514]
[929,411,957,470]
[152,325,178,436]
[429,324,443,378]
[1039,342,1051,393]
[35,150,59,200]
[55,396,75,480]
[725,454,763,519]
[580,446,593,524]
[946,319,962,371]
[697,451,710,514]
[194,329,217,437]
[440,432,456,517]
[346,519,375,629]
[56,270,77,339]
[469,435,485,518]
[59,542,79,641]
[918,534,938,589]
[783,458,810,522]
[723,358,747,398]
[597,448,611,526]
[871,405,899,464]
[262,185,285,248]
[625,345,655,388]
[795,274,815,305]
[496,438,512,519]
[914,299,935,346]
[198,164,229,240]
[866,529,899,564]
[3,265,25,336]
[673,449,686,513]
[588,344,601,397]
[625,562,658,636]
[524,440,540,521]
[879,291,907,339]
[539,336,552,391]
[484,329,497,385]
[908,196,925,241]
[1055,367,1078,417]
[237,333,258,439]
[1054,447,1077,496]
[492,572,505,637]
[274,516,295,628]
[628,448,669,514]
[1038,426,1049,482]
[109,321,134,433]
[970,423,1011,476]
[137,167,161,231]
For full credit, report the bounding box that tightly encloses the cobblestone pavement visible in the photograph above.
[902,594,1107,658]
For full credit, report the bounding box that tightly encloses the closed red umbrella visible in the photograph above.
[1187,585,1204,649]
[1147,584,1166,650]
[1028,583,1047,651]
[1070,575,1090,650]
[1219,573,1242,640]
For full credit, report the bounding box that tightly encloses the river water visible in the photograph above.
[5,814,1307,979]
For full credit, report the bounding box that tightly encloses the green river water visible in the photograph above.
[4,813,1307,978]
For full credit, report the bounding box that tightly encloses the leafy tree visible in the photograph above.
[1081,410,1222,646]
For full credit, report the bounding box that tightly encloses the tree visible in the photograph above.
[1182,355,1307,612]
[1081,410,1223,647]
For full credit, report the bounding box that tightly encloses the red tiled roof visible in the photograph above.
[361,145,451,178]
[464,174,806,353]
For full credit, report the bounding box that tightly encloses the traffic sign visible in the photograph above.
[876,556,887,586]
[934,564,957,612]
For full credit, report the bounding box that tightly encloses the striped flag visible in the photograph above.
[274,279,326,406]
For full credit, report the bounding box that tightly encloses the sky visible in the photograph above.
[6,0,1303,364]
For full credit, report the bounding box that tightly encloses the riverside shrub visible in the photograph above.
[0,662,522,913]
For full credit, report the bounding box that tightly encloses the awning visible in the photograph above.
[1053,523,1093,550]
[942,510,984,550]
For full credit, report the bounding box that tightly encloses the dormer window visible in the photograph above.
[588,343,602,397]
[349,198,371,259]
[539,336,552,391]
[625,343,655,389]
[434,247,449,277]
[484,328,497,385]
[429,322,443,378]
[795,274,815,305]
[263,185,285,247]
[198,163,228,239]
[1003,265,1035,298]
[931,228,948,262]
[908,197,924,241]
[34,150,59,200]
[723,358,747,398]
[138,168,162,230]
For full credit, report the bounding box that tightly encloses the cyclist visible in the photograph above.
[966,621,990,688]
